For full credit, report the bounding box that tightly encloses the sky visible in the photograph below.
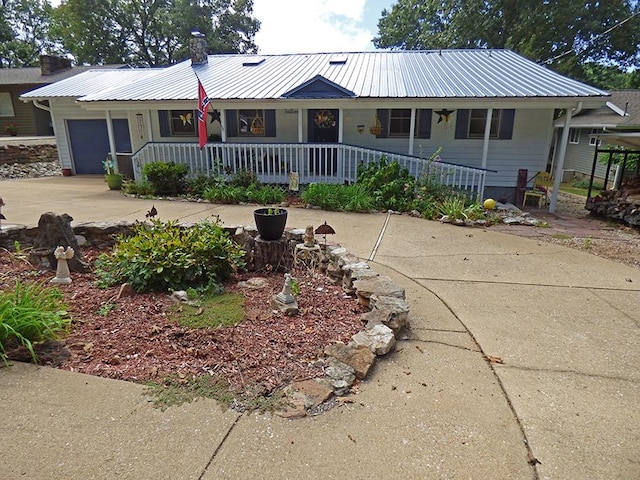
[252,0,395,54]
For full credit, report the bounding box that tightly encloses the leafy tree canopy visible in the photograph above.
[1,0,260,68]
[373,0,640,88]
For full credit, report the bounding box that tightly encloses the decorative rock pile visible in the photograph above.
[586,175,640,226]
[0,160,61,179]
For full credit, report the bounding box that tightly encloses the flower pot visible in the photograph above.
[61,168,73,177]
[254,207,288,240]
[105,173,123,190]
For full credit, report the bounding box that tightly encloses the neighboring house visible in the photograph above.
[552,90,640,186]
[20,37,608,200]
[0,56,123,137]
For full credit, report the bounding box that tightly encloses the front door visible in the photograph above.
[308,109,339,176]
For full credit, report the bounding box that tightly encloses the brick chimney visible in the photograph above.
[40,55,72,75]
[189,32,208,66]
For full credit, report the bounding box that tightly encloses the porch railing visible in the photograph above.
[131,142,489,198]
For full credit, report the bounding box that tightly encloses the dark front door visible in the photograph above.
[68,119,131,174]
[308,109,339,176]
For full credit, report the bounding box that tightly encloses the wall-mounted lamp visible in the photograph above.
[357,124,365,134]
[135,113,144,139]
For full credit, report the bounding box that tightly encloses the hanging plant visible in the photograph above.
[314,110,335,129]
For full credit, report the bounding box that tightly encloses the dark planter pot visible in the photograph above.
[254,208,288,240]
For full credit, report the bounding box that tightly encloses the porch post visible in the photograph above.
[146,110,153,141]
[408,108,416,155]
[549,105,576,212]
[479,108,493,200]
[105,110,118,172]
[297,109,303,142]
[338,109,344,143]
[220,109,227,141]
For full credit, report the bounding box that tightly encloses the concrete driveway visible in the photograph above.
[0,176,638,480]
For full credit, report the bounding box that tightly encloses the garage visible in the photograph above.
[67,119,131,174]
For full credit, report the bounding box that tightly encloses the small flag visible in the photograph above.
[197,79,210,148]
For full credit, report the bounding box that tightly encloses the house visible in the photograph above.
[0,55,122,138]
[551,90,640,189]
[20,35,608,201]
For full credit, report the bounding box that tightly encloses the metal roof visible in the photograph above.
[19,68,163,100]
[24,50,609,103]
[0,64,125,87]
[556,90,640,128]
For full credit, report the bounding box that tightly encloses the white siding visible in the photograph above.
[562,128,610,180]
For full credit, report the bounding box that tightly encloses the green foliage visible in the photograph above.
[373,0,640,80]
[95,219,245,293]
[185,174,222,197]
[0,281,69,364]
[171,291,245,329]
[301,183,377,212]
[123,181,155,197]
[357,156,415,211]
[245,184,286,205]
[0,0,54,68]
[437,195,483,221]
[142,162,189,196]
[229,169,258,188]
[49,0,260,67]
[203,184,245,204]
[572,179,603,190]
[97,302,117,316]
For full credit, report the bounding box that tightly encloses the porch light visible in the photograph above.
[357,124,365,134]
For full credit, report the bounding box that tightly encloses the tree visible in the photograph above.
[0,0,56,68]
[50,0,260,67]
[373,0,640,82]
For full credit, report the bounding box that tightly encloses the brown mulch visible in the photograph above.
[1,247,366,395]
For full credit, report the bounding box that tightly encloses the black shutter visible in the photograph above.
[159,110,170,137]
[498,109,515,140]
[225,110,238,137]
[417,109,432,139]
[376,109,388,138]
[455,109,470,139]
[265,109,276,137]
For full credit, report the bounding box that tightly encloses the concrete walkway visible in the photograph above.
[1,176,638,480]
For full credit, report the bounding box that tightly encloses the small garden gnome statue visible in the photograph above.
[51,246,74,284]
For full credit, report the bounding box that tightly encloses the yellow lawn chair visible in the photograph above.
[522,171,551,208]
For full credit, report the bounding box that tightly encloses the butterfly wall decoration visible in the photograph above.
[180,112,193,125]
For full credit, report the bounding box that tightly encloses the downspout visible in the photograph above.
[480,108,493,200]
[549,102,582,212]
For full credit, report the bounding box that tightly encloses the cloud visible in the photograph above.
[253,0,375,54]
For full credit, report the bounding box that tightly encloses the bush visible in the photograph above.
[229,169,257,188]
[95,219,246,293]
[124,181,155,197]
[186,174,222,197]
[142,162,189,195]
[301,183,375,212]
[245,184,286,205]
[0,281,69,364]
[203,184,246,204]
[357,156,415,211]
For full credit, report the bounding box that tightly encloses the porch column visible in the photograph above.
[408,108,416,155]
[220,109,227,141]
[297,109,303,142]
[146,110,153,141]
[338,109,344,143]
[105,110,118,172]
[549,105,576,212]
[479,108,493,199]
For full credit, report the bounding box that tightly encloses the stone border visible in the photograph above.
[1,220,410,418]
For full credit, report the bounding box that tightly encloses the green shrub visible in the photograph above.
[343,184,376,212]
[357,156,415,211]
[186,174,222,197]
[142,162,189,196]
[0,281,69,364]
[301,183,344,211]
[229,169,257,188]
[95,219,246,293]
[203,184,245,204]
[124,181,155,197]
[572,179,603,190]
[245,184,286,205]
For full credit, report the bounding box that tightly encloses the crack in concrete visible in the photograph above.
[197,413,242,480]
[414,276,640,292]
[499,364,639,385]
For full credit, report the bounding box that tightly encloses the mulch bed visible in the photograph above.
[2,246,367,395]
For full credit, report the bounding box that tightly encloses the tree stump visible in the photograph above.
[251,237,290,272]
[30,212,90,272]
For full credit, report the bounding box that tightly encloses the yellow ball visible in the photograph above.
[483,198,497,210]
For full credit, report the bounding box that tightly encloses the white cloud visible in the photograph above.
[253,0,375,54]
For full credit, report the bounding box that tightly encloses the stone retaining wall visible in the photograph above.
[0,143,58,165]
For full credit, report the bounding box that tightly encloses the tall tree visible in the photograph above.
[0,0,56,68]
[373,0,640,81]
[50,0,260,67]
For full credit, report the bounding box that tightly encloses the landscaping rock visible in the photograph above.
[353,275,405,308]
[322,357,356,395]
[350,324,396,356]
[324,342,376,380]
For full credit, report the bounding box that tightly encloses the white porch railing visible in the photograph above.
[131,142,489,198]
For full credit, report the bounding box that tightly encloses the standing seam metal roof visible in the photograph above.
[23,50,609,102]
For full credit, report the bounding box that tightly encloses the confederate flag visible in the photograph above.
[197,79,210,148]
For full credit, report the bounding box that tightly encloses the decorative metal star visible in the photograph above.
[208,109,220,124]
[435,109,455,124]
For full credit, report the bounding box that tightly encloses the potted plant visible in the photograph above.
[103,156,123,190]
[4,123,17,136]
[254,206,288,240]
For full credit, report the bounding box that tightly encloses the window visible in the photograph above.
[454,109,515,140]
[170,110,196,136]
[468,109,500,138]
[569,128,580,144]
[589,128,601,147]
[0,92,15,117]
[238,109,266,136]
[388,109,412,137]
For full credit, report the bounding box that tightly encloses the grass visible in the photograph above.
[170,291,245,329]
[551,233,573,240]
[145,373,291,412]
[0,281,69,364]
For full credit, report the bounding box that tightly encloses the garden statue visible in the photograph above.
[275,273,295,304]
[50,246,74,284]
[303,224,315,247]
